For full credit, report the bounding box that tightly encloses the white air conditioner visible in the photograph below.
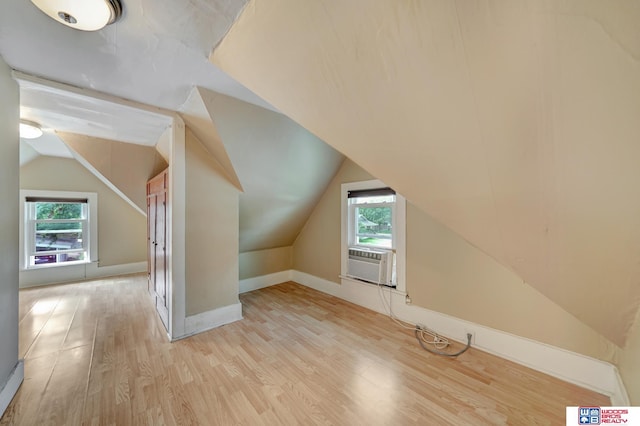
[347,248,394,286]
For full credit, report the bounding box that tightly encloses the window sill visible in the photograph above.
[21,260,92,272]
[338,274,406,296]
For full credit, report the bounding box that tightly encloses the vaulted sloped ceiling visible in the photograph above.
[179,87,244,192]
[194,89,344,252]
[59,132,168,214]
[212,0,640,347]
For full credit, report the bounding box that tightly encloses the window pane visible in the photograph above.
[32,252,85,265]
[350,194,395,204]
[24,195,93,269]
[35,202,84,220]
[356,206,392,248]
[35,222,84,252]
[33,254,57,265]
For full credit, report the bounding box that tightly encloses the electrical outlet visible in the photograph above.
[464,330,475,345]
[405,294,412,304]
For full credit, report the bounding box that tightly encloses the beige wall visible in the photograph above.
[0,54,20,403]
[620,312,640,404]
[293,159,370,282]
[205,91,343,253]
[293,159,619,363]
[406,203,618,362]
[214,0,640,349]
[20,156,146,267]
[179,88,243,192]
[239,246,292,280]
[184,129,239,316]
[60,132,168,212]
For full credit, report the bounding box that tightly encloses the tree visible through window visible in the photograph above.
[349,190,395,249]
[27,199,89,266]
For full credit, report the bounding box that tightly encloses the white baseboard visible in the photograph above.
[179,302,243,339]
[239,270,293,294]
[19,261,147,288]
[88,261,147,278]
[611,367,631,406]
[0,360,24,418]
[291,270,628,405]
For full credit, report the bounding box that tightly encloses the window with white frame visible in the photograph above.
[341,180,406,292]
[348,187,396,250]
[21,191,98,269]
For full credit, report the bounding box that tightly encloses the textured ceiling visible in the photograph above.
[17,73,173,146]
[212,0,640,347]
[1,0,272,146]
[0,0,267,111]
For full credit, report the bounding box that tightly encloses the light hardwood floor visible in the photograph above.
[1,275,609,425]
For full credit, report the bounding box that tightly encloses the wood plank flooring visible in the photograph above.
[1,275,609,425]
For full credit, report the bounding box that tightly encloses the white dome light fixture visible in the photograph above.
[30,0,123,31]
[19,120,44,139]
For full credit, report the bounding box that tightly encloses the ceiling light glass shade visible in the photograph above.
[30,0,122,31]
[19,120,43,139]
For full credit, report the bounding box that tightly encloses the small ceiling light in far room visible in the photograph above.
[30,0,123,32]
[19,120,43,139]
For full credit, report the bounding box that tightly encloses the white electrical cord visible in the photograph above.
[376,283,449,349]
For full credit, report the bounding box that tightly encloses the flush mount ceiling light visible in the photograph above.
[19,120,43,139]
[30,0,123,31]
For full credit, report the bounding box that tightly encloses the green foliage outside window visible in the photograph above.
[36,203,83,231]
[358,207,392,234]
[33,202,84,251]
[357,206,392,247]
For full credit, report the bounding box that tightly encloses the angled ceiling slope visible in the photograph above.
[212,0,640,347]
[179,87,243,192]
[194,89,344,252]
[60,132,168,214]
[19,140,40,166]
[16,73,174,216]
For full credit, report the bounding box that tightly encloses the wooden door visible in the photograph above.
[147,169,169,331]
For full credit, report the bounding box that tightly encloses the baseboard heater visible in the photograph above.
[347,247,394,286]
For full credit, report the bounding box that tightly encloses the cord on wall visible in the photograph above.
[415,330,472,358]
[377,283,472,357]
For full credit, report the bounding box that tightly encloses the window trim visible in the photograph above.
[27,207,88,260]
[20,190,98,270]
[341,179,406,293]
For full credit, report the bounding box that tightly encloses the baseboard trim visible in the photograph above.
[179,302,243,339]
[88,261,147,279]
[291,270,628,404]
[611,367,631,406]
[0,360,24,418]
[239,270,293,294]
[19,261,147,288]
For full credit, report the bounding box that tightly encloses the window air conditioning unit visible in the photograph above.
[347,248,394,286]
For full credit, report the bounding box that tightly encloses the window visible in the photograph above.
[348,187,396,249]
[20,190,98,269]
[341,180,406,292]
